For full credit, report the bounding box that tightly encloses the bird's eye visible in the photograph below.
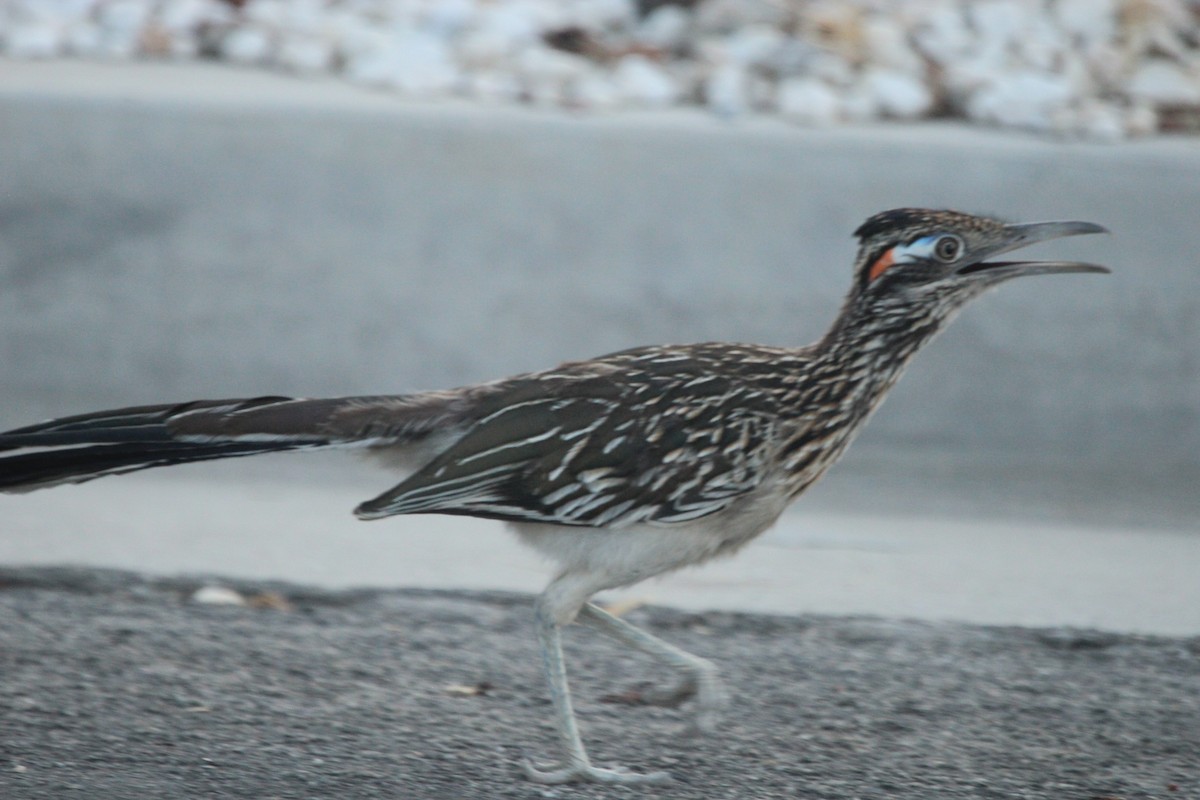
[934,235,962,262]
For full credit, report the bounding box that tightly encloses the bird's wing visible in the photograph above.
[355,366,780,527]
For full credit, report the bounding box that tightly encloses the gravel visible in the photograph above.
[0,566,1197,799]
[3,0,1199,138]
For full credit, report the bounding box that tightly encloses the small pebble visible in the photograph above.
[191,586,247,606]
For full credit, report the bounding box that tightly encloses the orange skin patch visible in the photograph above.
[867,247,896,282]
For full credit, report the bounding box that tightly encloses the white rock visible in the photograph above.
[518,45,593,106]
[516,44,591,85]
[345,31,459,97]
[222,25,274,65]
[278,34,334,74]
[637,5,691,51]
[807,52,855,87]
[1085,42,1126,90]
[613,54,679,107]
[570,71,622,110]
[840,85,881,123]
[912,2,975,66]
[166,34,199,59]
[565,0,636,31]
[966,70,1074,131]
[1127,59,1200,105]
[64,22,104,57]
[665,58,705,102]
[694,0,787,34]
[281,0,327,36]
[191,586,247,606]
[343,49,389,87]
[862,68,934,119]
[314,8,361,43]
[525,77,565,107]
[724,24,784,67]
[456,27,517,69]
[766,35,817,77]
[332,17,390,63]
[96,0,152,57]
[942,56,998,97]
[159,0,230,34]
[464,69,524,104]
[862,16,922,73]
[3,22,61,58]
[101,0,151,31]
[746,70,774,110]
[777,77,840,126]
[967,0,1027,51]
[473,3,551,48]
[422,0,475,37]
[1119,0,1194,64]
[6,0,88,25]
[1058,48,1098,97]
[1054,0,1117,47]
[800,3,865,63]
[705,62,749,116]
[1125,103,1160,136]
[89,3,149,60]
[1014,15,1066,73]
[244,0,288,29]
[1058,99,1127,142]
[692,34,730,68]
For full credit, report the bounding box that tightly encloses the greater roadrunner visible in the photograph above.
[0,209,1107,784]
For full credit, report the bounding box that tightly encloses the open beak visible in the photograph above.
[956,220,1111,279]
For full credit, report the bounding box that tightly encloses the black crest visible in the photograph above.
[854,208,945,242]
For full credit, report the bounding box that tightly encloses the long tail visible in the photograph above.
[0,393,468,493]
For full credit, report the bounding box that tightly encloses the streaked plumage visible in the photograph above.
[0,209,1109,784]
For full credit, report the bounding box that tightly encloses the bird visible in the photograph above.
[0,208,1108,784]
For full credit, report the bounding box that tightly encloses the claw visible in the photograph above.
[521,757,672,785]
[640,677,698,707]
[654,666,729,735]
[689,670,729,735]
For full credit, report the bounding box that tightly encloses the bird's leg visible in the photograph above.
[522,587,671,785]
[578,602,728,734]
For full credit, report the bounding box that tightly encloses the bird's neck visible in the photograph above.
[817,294,956,392]
[775,296,959,493]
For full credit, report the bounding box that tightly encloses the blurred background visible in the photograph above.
[0,0,1197,634]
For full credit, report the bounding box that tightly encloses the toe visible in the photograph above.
[521,757,672,785]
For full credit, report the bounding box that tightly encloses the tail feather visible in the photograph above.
[0,440,311,492]
[0,396,332,493]
[0,397,295,452]
[0,392,473,494]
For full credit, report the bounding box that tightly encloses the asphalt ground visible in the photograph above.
[0,567,1196,800]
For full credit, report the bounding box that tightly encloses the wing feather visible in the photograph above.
[355,356,781,527]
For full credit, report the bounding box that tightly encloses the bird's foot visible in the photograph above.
[603,669,729,735]
[644,665,728,735]
[521,756,671,785]
[639,676,697,707]
[684,668,729,735]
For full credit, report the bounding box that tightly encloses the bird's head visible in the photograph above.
[850,208,1109,310]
